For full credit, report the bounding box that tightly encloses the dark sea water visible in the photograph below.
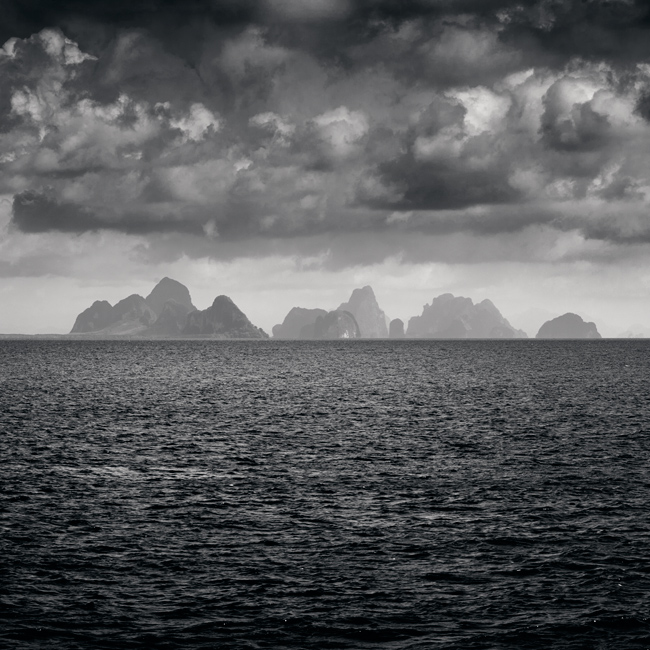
[1,340,649,650]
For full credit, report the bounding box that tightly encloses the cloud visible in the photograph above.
[3,1,650,76]
[12,190,94,233]
[311,106,369,161]
[169,103,221,142]
[263,0,351,22]
[11,189,204,235]
[1,5,650,269]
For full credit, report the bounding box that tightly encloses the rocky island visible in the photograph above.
[70,278,267,339]
[57,282,612,341]
[271,286,387,339]
[536,313,601,339]
[406,294,527,339]
[389,318,405,338]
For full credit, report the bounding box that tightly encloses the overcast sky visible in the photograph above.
[2,0,650,335]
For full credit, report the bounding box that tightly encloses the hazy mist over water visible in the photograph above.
[1,340,649,649]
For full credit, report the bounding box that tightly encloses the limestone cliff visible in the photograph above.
[406,294,527,339]
[70,294,156,335]
[99,294,157,335]
[272,307,327,339]
[337,286,388,338]
[146,300,194,336]
[70,300,114,333]
[183,295,268,339]
[311,310,360,339]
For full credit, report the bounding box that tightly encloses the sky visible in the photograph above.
[2,0,650,336]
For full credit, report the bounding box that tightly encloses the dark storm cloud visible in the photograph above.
[12,190,94,233]
[11,190,204,235]
[369,152,520,211]
[0,0,256,48]
[3,1,650,68]
[3,0,650,259]
[66,31,209,109]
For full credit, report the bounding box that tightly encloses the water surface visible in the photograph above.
[1,340,649,648]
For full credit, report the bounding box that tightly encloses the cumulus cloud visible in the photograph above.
[169,103,221,142]
[311,106,369,161]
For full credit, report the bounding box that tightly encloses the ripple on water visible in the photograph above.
[0,339,649,649]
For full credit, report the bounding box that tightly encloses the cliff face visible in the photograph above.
[183,295,268,339]
[337,286,388,338]
[272,307,327,339]
[70,295,156,335]
[112,294,156,324]
[406,294,527,339]
[145,277,196,317]
[146,300,194,336]
[407,294,471,338]
[99,294,157,335]
[311,310,360,339]
[71,300,114,333]
[536,313,601,339]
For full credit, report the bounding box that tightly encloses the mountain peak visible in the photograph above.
[183,295,267,339]
[70,300,114,333]
[145,277,196,317]
[337,285,388,338]
[348,285,375,301]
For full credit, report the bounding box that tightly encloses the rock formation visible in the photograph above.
[389,318,405,338]
[536,313,601,339]
[70,294,156,335]
[112,294,156,324]
[69,279,269,339]
[298,321,318,339]
[406,293,527,339]
[311,310,360,339]
[272,307,327,339]
[145,277,196,316]
[146,300,194,336]
[70,300,114,333]
[271,286,388,339]
[183,295,268,339]
[337,286,388,338]
[99,294,157,335]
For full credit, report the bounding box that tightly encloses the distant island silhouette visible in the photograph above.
[70,278,266,339]
[58,278,613,340]
[536,313,601,339]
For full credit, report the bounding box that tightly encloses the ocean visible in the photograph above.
[1,340,649,649]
